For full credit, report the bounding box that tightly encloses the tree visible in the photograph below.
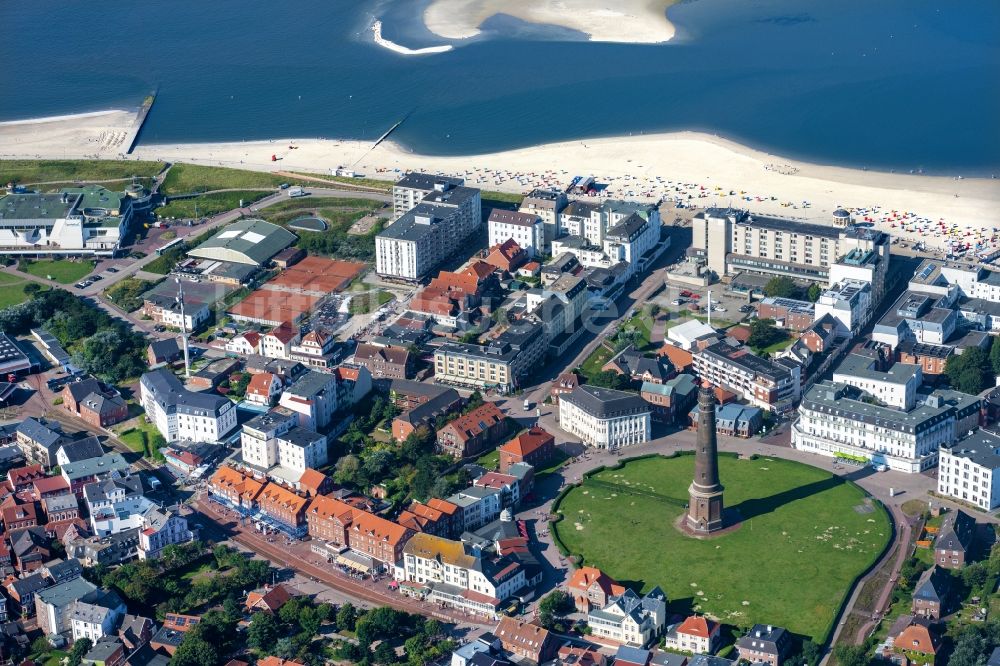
[491,308,510,326]
[806,283,822,302]
[747,318,786,351]
[587,370,631,391]
[337,603,358,632]
[248,611,281,650]
[171,636,218,666]
[990,335,1000,375]
[946,346,993,395]
[764,276,797,298]
[67,638,92,666]
[538,590,574,629]
[316,603,334,623]
[23,282,42,298]
[335,454,363,487]
[374,641,396,665]
[831,645,873,666]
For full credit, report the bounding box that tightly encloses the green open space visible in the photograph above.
[159,163,288,194]
[348,290,394,315]
[288,171,393,191]
[260,198,384,262]
[0,273,45,309]
[552,454,890,643]
[477,449,500,470]
[20,259,95,284]
[0,159,164,185]
[157,190,270,218]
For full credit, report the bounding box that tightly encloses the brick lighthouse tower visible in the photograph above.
[687,380,725,534]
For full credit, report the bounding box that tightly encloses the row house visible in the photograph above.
[396,497,462,539]
[304,494,413,569]
[256,483,310,537]
[437,402,509,458]
[209,465,265,513]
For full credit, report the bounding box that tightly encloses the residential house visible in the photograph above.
[498,427,556,475]
[208,466,265,513]
[245,584,293,614]
[5,572,48,617]
[150,613,201,656]
[56,438,105,466]
[278,371,339,431]
[613,647,650,666]
[290,330,342,369]
[70,590,127,641]
[261,323,299,360]
[41,558,83,584]
[35,575,97,635]
[353,343,412,380]
[146,339,182,368]
[246,373,283,408]
[225,332,261,356]
[2,502,39,531]
[396,498,462,539]
[140,369,238,444]
[305,494,413,569]
[62,379,128,428]
[603,345,673,385]
[7,463,46,492]
[11,525,50,572]
[484,239,528,274]
[935,509,976,569]
[889,622,937,666]
[664,616,720,655]
[566,566,626,613]
[912,566,949,620]
[82,636,126,666]
[735,625,792,666]
[586,587,666,647]
[118,614,155,652]
[494,616,556,664]
[473,472,522,510]
[138,507,193,560]
[15,418,67,468]
[640,374,698,423]
[437,403,510,459]
[488,210,544,258]
[550,372,581,404]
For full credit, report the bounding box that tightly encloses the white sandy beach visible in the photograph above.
[1,110,999,252]
[423,0,676,43]
[0,109,139,160]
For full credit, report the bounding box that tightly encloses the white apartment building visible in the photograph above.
[278,370,339,431]
[290,329,340,368]
[693,339,801,413]
[260,323,298,360]
[815,279,872,335]
[587,588,666,648]
[69,598,125,642]
[398,533,526,617]
[446,486,503,532]
[0,186,136,257]
[392,172,465,219]
[692,208,890,300]
[938,430,1000,511]
[603,212,662,277]
[139,368,237,443]
[137,507,194,560]
[241,407,327,473]
[558,385,651,449]
[488,209,544,257]
[378,176,482,281]
[832,354,922,410]
[518,187,567,248]
[142,292,211,332]
[873,291,958,348]
[792,381,980,473]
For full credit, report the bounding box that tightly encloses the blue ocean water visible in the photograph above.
[1,0,998,174]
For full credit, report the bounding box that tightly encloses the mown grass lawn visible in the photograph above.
[553,454,890,643]
[160,163,288,194]
[477,450,500,470]
[157,190,269,218]
[21,259,94,284]
[0,159,164,184]
[0,273,44,309]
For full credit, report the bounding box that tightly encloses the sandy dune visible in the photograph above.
[423,0,677,43]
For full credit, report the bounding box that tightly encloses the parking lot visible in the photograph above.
[654,280,756,326]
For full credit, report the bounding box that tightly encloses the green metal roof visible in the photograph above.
[187,218,297,265]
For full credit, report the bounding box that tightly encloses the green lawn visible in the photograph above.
[579,344,614,380]
[757,335,795,355]
[160,163,288,194]
[288,171,393,191]
[0,273,44,309]
[553,454,890,643]
[0,159,164,184]
[21,259,95,284]
[477,450,500,470]
[260,198,384,263]
[348,290,394,315]
[157,191,269,218]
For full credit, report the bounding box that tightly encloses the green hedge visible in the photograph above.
[549,482,580,558]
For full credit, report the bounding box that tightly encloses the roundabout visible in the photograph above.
[551,452,891,642]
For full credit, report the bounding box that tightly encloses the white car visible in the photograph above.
[713,305,727,312]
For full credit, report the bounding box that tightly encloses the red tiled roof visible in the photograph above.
[32,476,70,495]
[439,402,505,443]
[678,615,717,639]
[567,566,626,598]
[247,373,278,397]
[266,322,298,344]
[298,469,327,494]
[475,472,518,490]
[895,624,936,654]
[500,426,554,458]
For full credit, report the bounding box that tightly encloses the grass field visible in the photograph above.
[288,171,393,191]
[21,259,95,284]
[0,273,43,309]
[157,191,270,218]
[160,163,288,194]
[0,159,164,185]
[477,450,500,470]
[348,290,394,314]
[553,455,890,642]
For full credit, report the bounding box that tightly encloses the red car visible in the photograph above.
[679,290,693,298]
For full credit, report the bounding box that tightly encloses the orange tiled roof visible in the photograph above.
[439,402,505,443]
[500,426,554,458]
[349,509,412,547]
[427,498,459,516]
[247,373,278,397]
[306,494,355,522]
[298,469,327,494]
[567,566,626,597]
[678,615,716,639]
[266,322,298,344]
[210,466,265,502]
[895,624,936,655]
[258,482,308,513]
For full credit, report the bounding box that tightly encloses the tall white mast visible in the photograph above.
[707,289,712,327]
[175,277,191,378]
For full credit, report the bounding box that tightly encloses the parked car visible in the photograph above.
[679,290,693,298]
[74,283,86,289]
[713,305,726,312]
[671,298,684,306]
[107,267,119,273]
[90,275,102,282]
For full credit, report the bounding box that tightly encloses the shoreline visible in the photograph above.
[1,112,999,251]
[370,19,453,56]
[0,109,129,127]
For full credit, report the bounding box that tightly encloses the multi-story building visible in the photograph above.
[392,172,465,219]
[934,509,976,569]
[35,576,97,635]
[256,482,309,537]
[447,486,503,532]
[290,330,341,369]
[498,427,556,474]
[558,385,651,450]
[260,322,299,360]
[938,430,1000,511]
[692,208,890,300]
[208,465,265,513]
[353,343,412,379]
[693,339,801,413]
[0,186,137,257]
[398,532,527,618]
[15,418,67,469]
[437,402,509,458]
[815,279,873,335]
[246,372,283,407]
[396,498,462,539]
[663,616,720,656]
[278,370,339,431]
[141,292,210,332]
[241,408,327,474]
[912,566,949,620]
[378,175,482,281]
[586,588,666,648]
[518,187,567,248]
[305,494,412,568]
[139,369,237,443]
[61,378,128,428]
[792,380,981,473]
[873,290,957,348]
[756,297,815,331]
[832,354,922,410]
[488,210,544,258]
[434,321,545,393]
[566,566,627,613]
[735,625,792,666]
[137,507,193,560]
[69,593,126,642]
[640,374,698,423]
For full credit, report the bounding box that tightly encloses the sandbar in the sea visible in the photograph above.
[423,0,677,43]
